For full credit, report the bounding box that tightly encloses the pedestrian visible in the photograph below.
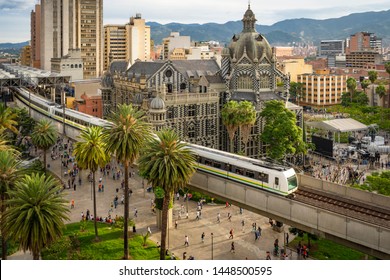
[186,212,189,219]
[134,208,138,217]
[70,199,75,209]
[269,218,274,227]
[175,220,178,229]
[266,251,271,260]
[286,232,289,244]
[258,226,262,237]
[230,241,235,253]
[176,192,180,200]
[239,207,243,214]
[228,212,232,222]
[241,219,245,231]
[182,252,187,260]
[229,228,234,239]
[184,235,189,246]
[81,211,84,220]
[196,211,200,220]
[217,212,220,223]
[201,232,205,243]
[147,227,152,235]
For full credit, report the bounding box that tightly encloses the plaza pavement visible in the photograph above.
[9,137,300,260]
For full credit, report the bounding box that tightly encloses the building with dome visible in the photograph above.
[102,5,302,158]
[219,4,299,156]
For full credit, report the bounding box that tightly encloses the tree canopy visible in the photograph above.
[260,100,307,160]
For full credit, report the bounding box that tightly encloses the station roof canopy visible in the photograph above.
[306,118,368,133]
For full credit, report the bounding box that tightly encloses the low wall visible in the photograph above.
[298,174,390,210]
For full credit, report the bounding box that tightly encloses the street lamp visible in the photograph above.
[211,233,214,260]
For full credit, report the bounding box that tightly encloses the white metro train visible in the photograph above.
[13,87,298,196]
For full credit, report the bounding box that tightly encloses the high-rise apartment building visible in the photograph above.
[75,0,104,79]
[346,32,382,54]
[36,0,103,79]
[40,0,77,71]
[30,4,41,68]
[104,14,151,70]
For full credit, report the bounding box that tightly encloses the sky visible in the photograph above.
[0,0,389,43]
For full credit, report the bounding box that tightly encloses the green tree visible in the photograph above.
[31,119,57,172]
[0,103,18,135]
[0,149,23,260]
[368,71,378,106]
[376,84,386,106]
[385,62,390,105]
[360,79,370,94]
[260,100,307,160]
[103,104,153,260]
[289,82,304,104]
[237,101,256,154]
[353,171,390,196]
[347,78,357,103]
[73,126,110,240]
[3,173,69,260]
[138,129,196,260]
[221,100,240,153]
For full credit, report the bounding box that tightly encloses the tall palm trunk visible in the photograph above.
[160,192,170,260]
[33,249,39,260]
[1,193,7,260]
[43,148,47,172]
[92,171,98,239]
[123,162,129,260]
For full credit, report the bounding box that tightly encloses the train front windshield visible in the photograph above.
[287,175,298,191]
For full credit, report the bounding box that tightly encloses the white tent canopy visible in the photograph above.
[306,118,368,133]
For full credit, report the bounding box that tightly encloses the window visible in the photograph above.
[275,177,279,185]
[237,75,252,89]
[260,75,270,89]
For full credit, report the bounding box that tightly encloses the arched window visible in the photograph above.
[260,75,270,89]
[237,75,252,89]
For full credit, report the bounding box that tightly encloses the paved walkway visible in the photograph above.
[10,137,303,260]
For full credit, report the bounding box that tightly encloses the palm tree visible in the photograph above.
[385,62,390,108]
[31,119,57,172]
[103,104,153,260]
[3,173,69,260]
[138,129,196,260]
[0,149,23,260]
[0,103,18,134]
[346,78,357,103]
[237,101,256,155]
[73,126,110,240]
[221,100,240,153]
[361,79,370,94]
[376,84,386,107]
[368,71,378,106]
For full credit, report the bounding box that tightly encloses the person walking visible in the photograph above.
[229,228,234,239]
[217,212,220,223]
[70,199,75,209]
[134,208,138,217]
[175,220,178,229]
[184,235,189,246]
[201,232,205,243]
[230,242,235,253]
[147,227,152,235]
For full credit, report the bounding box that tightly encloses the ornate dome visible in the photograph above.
[150,96,165,110]
[227,5,273,62]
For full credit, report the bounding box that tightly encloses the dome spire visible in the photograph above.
[242,3,256,33]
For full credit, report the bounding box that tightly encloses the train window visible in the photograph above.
[246,171,255,178]
[213,162,222,169]
[226,164,232,172]
[204,160,212,166]
[275,177,279,185]
[258,172,269,183]
[235,168,244,175]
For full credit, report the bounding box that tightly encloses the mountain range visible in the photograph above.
[1,9,389,50]
[148,9,390,46]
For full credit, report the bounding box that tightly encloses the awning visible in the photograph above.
[306,118,368,133]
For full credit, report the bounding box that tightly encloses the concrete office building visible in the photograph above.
[30,4,41,68]
[37,0,103,79]
[162,32,191,60]
[104,14,151,70]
